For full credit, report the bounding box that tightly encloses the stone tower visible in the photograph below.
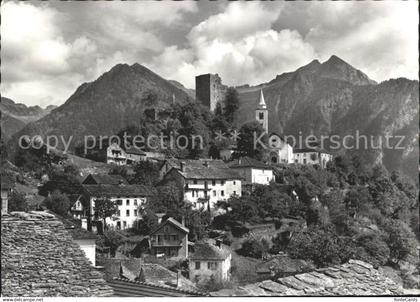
[255,89,268,133]
[195,73,227,112]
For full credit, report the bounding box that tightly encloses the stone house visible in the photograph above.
[228,156,274,186]
[107,142,127,165]
[293,146,333,168]
[189,241,232,284]
[149,217,189,259]
[161,159,242,210]
[1,211,113,296]
[82,183,155,231]
[268,133,294,164]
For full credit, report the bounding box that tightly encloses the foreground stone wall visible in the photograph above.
[1,211,113,297]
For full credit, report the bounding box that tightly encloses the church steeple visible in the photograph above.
[255,89,268,133]
[257,89,267,109]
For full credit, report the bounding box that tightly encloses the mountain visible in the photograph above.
[235,55,418,180]
[1,97,56,140]
[10,63,193,150]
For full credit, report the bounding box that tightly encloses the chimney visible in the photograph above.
[180,161,185,172]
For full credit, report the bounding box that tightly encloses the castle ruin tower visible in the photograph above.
[256,89,268,133]
[195,73,227,112]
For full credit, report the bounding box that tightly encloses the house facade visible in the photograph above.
[82,184,155,230]
[268,133,294,164]
[189,241,231,284]
[293,147,333,168]
[228,156,274,186]
[162,160,242,210]
[150,217,189,259]
[107,143,127,165]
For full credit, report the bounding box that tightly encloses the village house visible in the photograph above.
[149,217,189,259]
[82,183,155,231]
[293,145,333,168]
[189,240,232,284]
[107,142,127,165]
[161,159,242,210]
[268,133,294,164]
[82,173,130,185]
[228,156,274,186]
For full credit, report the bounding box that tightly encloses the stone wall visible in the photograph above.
[1,211,113,297]
[195,74,227,112]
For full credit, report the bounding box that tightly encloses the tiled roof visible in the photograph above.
[99,259,199,294]
[211,260,403,296]
[150,217,189,235]
[83,184,155,197]
[168,159,242,180]
[125,146,146,156]
[189,242,231,261]
[229,156,272,169]
[108,278,206,297]
[82,174,129,185]
[1,211,113,297]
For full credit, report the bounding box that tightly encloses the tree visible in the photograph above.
[94,198,118,231]
[384,220,417,264]
[224,87,240,123]
[237,121,267,161]
[8,191,28,212]
[239,237,270,259]
[43,190,71,216]
[132,161,160,186]
[354,233,390,267]
[103,230,125,257]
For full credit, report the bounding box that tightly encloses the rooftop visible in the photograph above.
[229,156,272,170]
[189,242,231,261]
[211,260,403,296]
[150,217,189,235]
[83,184,156,197]
[1,211,113,297]
[82,174,129,185]
[167,159,242,180]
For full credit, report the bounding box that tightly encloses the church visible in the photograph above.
[255,89,294,165]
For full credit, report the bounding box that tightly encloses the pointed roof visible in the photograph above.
[257,89,267,110]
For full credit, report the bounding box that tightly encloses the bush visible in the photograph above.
[238,237,270,259]
[8,191,28,212]
[43,191,71,216]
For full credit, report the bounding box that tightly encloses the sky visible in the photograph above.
[1,0,418,108]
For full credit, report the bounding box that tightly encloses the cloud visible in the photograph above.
[1,1,417,107]
[152,2,315,88]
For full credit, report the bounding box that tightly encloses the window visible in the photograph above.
[221,180,225,185]
[164,226,169,233]
[195,262,201,270]
[233,181,236,185]
[208,262,218,270]
[192,191,195,197]
[171,235,178,241]
[221,190,225,197]
[212,180,216,186]
[123,221,127,229]
[134,210,138,216]
[126,210,130,216]
[116,221,121,229]
[213,190,216,197]
[134,199,138,206]
[259,112,264,120]
[193,180,197,184]
[116,200,122,206]
[117,210,121,216]
[233,191,236,195]
[126,199,130,206]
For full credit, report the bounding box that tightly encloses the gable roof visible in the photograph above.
[1,211,113,297]
[211,260,403,296]
[166,159,243,180]
[83,174,129,185]
[83,184,156,198]
[229,156,272,170]
[150,217,189,235]
[108,278,205,297]
[125,146,146,156]
[189,242,231,261]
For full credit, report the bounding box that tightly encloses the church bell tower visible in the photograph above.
[255,89,268,133]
